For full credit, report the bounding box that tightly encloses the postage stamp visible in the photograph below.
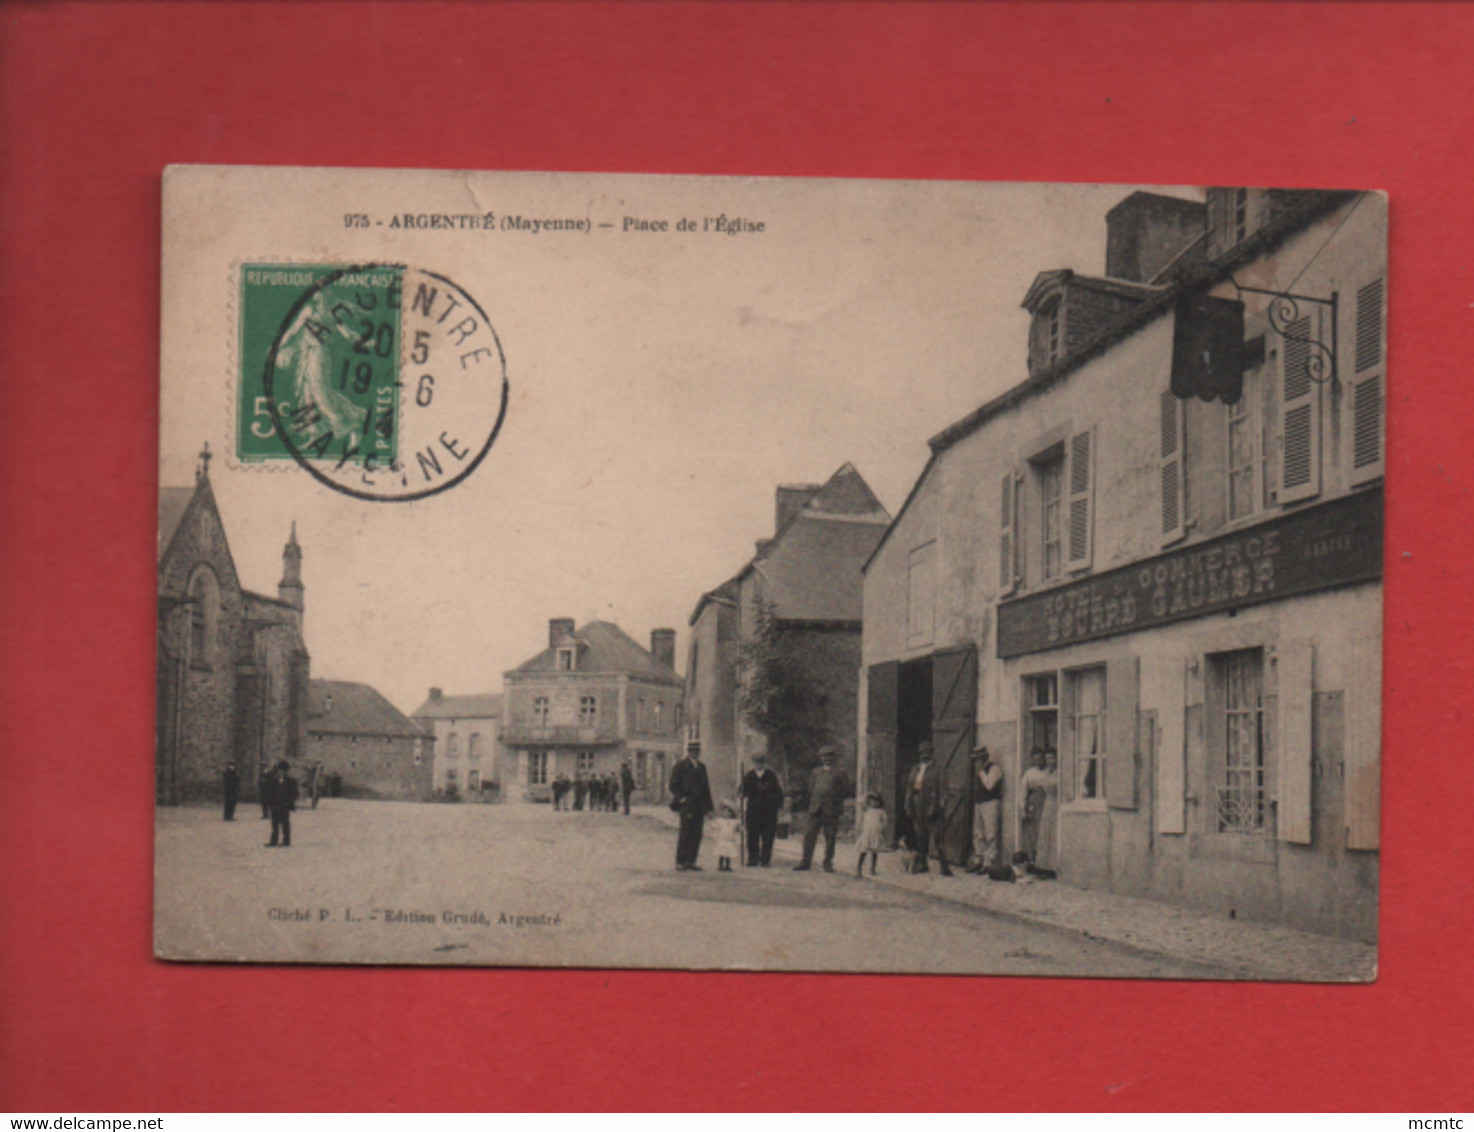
[239,261,508,501]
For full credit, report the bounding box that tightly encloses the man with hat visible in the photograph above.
[264,759,299,849]
[793,745,850,873]
[741,751,784,867]
[968,744,1004,874]
[669,739,714,871]
[904,740,953,876]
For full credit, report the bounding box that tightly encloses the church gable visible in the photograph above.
[158,475,243,602]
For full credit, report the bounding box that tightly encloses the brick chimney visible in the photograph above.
[775,484,818,533]
[650,628,676,670]
[429,688,443,702]
[1105,192,1207,284]
[549,617,575,649]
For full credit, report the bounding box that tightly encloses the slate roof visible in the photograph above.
[158,486,195,562]
[411,692,503,721]
[712,463,890,624]
[308,680,429,738]
[508,620,681,682]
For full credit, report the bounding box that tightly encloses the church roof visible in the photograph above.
[508,620,681,682]
[158,486,195,562]
[411,692,503,721]
[307,680,429,738]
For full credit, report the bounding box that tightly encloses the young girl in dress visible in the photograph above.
[855,791,888,877]
[710,801,742,872]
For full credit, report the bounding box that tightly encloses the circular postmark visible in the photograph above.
[261,263,508,501]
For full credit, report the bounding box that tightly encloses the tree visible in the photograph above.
[735,597,833,801]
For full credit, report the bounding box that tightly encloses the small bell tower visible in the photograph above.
[279,521,304,616]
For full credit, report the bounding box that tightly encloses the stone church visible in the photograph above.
[156,447,310,804]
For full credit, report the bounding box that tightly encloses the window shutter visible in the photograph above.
[1276,639,1314,844]
[1279,313,1322,503]
[1065,428,1095,571]
[1153,657,1188,835]
[999,470,1017,595]
[1349,277,1386,485]
[1105,655,1139,809]
[1159,390,1186,545]
[1344,635,1382,850]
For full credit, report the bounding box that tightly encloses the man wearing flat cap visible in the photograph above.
[793,745,850,872]
[904,740,953,876]
[968,745,1004,874]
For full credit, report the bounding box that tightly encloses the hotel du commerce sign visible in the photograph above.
[996,487,1383,659]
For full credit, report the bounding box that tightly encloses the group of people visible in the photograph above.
[665,737,1060,881]
[550,763,637,815]
[221,759,300,848]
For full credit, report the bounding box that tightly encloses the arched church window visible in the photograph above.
[187,566,221,669]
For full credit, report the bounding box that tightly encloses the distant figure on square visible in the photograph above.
[620,761,636,814]
[670,740,714,871]
[794,745,850,873]
[222,760,240,822]
[904,740,953,876]
[967,745,1003,874]
[264,759,298,848]
[854,791,888,877]
[709,801,742,872]
[741,752,784,867]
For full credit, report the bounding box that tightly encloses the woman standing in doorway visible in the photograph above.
[1020,748,1047,866]
[1033,749,1060,877]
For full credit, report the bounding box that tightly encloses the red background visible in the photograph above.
[1,1,1470,1112]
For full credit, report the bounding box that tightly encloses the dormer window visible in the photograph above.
[557,646,576,671]
[1043,298,1062,365]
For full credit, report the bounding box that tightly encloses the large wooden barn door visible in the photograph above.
[931,646,977,866]
[866,661,900,847]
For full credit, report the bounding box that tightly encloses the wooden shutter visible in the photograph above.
[1349,277,1386,485]
[1159,390,1186,546]
[999,469,1018,595]
[1276,639,1314,844]
[1154,657,1188,835]
[1065,427,1095,571]
[1344,635,1382,850]
[1279,312,1323,503]
[1105,655,1139,809]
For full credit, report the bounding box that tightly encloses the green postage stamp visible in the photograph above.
[237,261,507,502]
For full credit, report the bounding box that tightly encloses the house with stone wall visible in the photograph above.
[862,189,1385,940]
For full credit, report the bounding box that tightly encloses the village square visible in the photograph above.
[156,182,1385,979]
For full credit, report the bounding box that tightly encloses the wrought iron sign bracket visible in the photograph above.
[1231,280,1338,384]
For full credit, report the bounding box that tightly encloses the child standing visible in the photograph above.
[855,791,888,877]
[710,801,742,872]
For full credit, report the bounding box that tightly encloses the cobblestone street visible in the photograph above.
[152,798,1283,978]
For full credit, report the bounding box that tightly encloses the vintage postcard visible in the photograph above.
[155,167,1384,978]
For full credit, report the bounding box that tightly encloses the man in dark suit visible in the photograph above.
[265,760,299,848]
[741,752,785,867]
[619,761,636,815]
[222,760,240,821]
[669,740,714,871]
[794,745,850,873]
[904,740,953,876]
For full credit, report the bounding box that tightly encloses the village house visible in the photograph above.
[156,447,309,804]
[410,689,507,798]
[307,680,434,801]
[501,620,684,804]
[687,464,891,802]
[862,189,1385,939]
